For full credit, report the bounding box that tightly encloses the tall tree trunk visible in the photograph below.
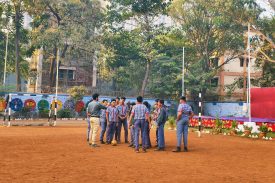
[14,3,21,92]
[140,61,151,97]
[50,46,57,89]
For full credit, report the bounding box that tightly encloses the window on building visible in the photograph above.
[211,77,219,87]
[240,57,249,67]
[59,70,65,80]
[210,58,219,68]
[240,58,244,67]
[68,70,75,80]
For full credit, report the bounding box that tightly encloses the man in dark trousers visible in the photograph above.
[99,99,108,144]
[128,102,136,148]
[155,99,167,151]
[173,96,194,152]
[116,97,129,144]
[128,96,149,153]
[106,99,119,144]
[152,99,159,147]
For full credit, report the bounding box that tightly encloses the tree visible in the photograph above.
[98,29,147,94]
[27,0,104,91]
[105,0,171,96]
[169,0,262,100]
[252,17,275,86]
[12,0,24,91]
[0,0,30,91]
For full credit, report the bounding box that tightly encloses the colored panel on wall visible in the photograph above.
[10,98,23,111]
[24,99,36,110]
[38,100,50,110]
[0,97,6,112]
[51,100,63,110]
[75,101,85,113]
[251,87,275,119]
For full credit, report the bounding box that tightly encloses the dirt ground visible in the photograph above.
[0,124,275,183]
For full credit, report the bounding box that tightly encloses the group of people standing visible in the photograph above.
[86,94,194,153]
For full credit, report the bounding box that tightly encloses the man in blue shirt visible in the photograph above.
[173,96,194,152]
[128,96,149,153]
[99,99,108,144]
[106,99,119,144]
[155,100,167,151]
[116,97,129,144]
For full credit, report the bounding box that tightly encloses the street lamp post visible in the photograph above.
[182,47,185,96]
[247,23,251,123]
[53,49,60,126]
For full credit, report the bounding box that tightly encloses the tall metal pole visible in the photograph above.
[182,47,185,96]
[3,31,9,87]
[247,23,251,123]
[54,49,60,126]
[198,92,202,137]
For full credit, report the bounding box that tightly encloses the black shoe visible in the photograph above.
[90,144,100,148]
[100,141,105,144]
[154,147,165,151]
[128,144,134,147]
[184,147,188,152]
[172,147,181,152]
[125,141,129,144]
[106,142,111,145]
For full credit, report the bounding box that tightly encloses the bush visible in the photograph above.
[259,124,268,133]
[39,109,50,118]
[13,107,33,119]
[231,120,238,129]
[168,116,176,127]
[67,85,87,101]
[57,109,74,118]
[213,116,223,134]
[243,125,253,131]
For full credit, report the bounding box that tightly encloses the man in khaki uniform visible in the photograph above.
[87,93,107,147]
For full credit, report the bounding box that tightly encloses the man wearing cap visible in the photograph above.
[173,96,194,152]
[116,97,129,144]
[106,99,119,144]
[87,94,107,147]
[155,100,167,151]
[128,96,149,153]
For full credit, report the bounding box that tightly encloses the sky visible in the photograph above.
[256,0,275,18]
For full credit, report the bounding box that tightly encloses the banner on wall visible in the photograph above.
[251,87,275,119]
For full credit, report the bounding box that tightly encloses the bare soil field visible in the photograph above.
[0,124,274,183]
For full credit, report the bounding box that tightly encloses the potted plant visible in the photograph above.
[243,125,252,137]
[230,120,238,136]
[259,124,268,138]
[212,117,223,134]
